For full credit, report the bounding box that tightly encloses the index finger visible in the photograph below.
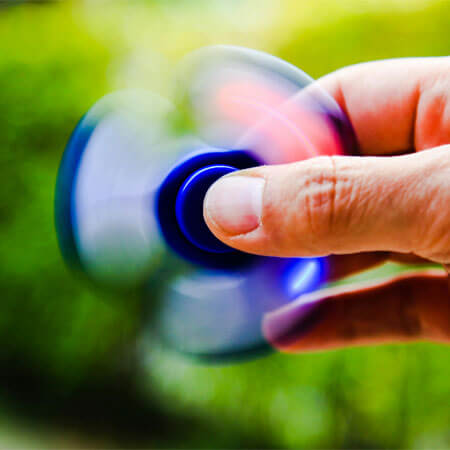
[317,57,450,155]
[263,270,450,353]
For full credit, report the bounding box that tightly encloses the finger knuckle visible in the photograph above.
[299,156,354,248]
[415,149,450,263]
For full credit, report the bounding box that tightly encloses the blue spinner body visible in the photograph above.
[55,46,353,361]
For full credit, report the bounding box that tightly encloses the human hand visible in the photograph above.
[204,58,450,352]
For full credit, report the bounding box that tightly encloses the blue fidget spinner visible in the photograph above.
[55,46,355,361]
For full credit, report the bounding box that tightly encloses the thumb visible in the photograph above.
[204,146,450,263]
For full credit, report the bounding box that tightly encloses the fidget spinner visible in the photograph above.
[55,46,355,361]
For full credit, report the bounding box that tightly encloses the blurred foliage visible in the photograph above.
[0,2,137,387]
[0,0,449,448]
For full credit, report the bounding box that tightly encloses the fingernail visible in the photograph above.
[263,300,323,349]
[205,176,265,235]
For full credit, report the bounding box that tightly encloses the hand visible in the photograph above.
[204,57,450,352]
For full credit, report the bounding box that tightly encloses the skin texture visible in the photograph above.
[204,57,450,352]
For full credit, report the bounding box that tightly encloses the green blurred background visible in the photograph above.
[0,0,449,448]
